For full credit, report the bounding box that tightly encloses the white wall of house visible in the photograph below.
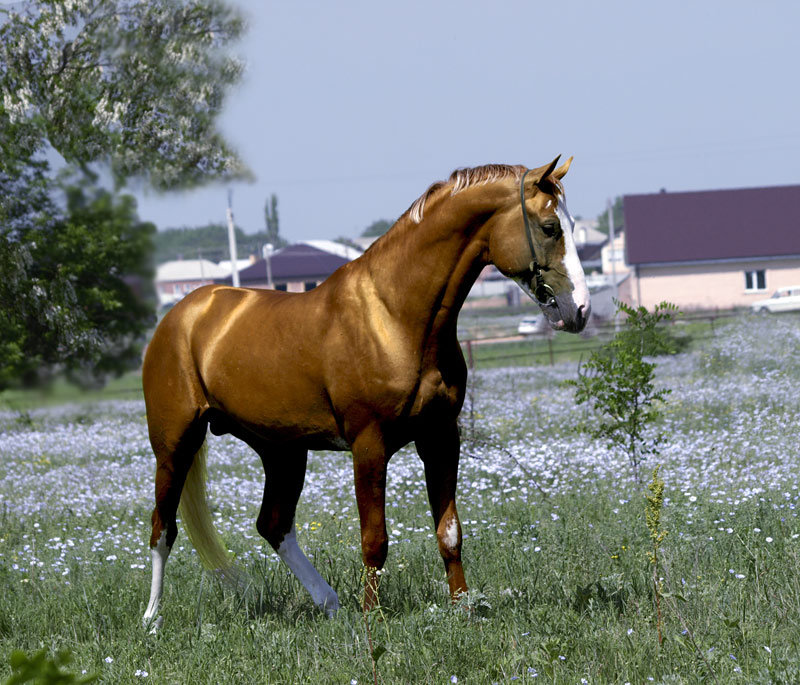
[628,258,800,311]
[602,233,630,275]
[246,279,321,293]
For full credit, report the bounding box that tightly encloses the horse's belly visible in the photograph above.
[202,361,345,448]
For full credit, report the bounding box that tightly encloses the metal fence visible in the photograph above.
[459,310,740,369]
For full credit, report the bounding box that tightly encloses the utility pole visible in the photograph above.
[226,189,240,287]
[263,243,274,289]
[608,198,619,331]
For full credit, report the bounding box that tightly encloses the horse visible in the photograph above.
[141,156,590,629]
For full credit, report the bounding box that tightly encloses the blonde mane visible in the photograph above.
[407,163,527,223]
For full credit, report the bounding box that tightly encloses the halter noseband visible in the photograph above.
[519,169,556,306]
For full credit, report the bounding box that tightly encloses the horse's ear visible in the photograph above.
[553,156,573,180]
[533,155,561,186]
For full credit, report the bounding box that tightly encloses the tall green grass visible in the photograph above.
[2,478,798,682]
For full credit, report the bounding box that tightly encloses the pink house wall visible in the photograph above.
[626,258,800,311]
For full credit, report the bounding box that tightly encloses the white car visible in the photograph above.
[750,286,800,313]
[517,315,541,335]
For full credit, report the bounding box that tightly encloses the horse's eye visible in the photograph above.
[541,222,560,238]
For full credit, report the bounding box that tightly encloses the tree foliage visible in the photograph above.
[0,0,249,189]
[361,218,393,237]
[263,193,286,248]
[0,0,247,388]
[155,223,239,263]
[5,647,98,684]
[154,223,281,264]
[596,196,624,236]
[566,301,679,481]
[0,176,156,389]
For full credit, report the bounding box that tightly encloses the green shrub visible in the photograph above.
[5,649,97,685]
[567,301,679,481]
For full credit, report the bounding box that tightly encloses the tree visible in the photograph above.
[155,223,236,263]
[361,219,393,237]
[0,164,69,389]
[0,177,156,389]
[263,193,286,248]
[596,196,624,236]
[0,0,248,387]
[0,0,249,189]
[566,301,678,482]
[154,224,286,264]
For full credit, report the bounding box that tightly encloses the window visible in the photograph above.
[609,249,624,262]
[744,269,766,292]
[304,281,317,291]
[275,283,287,292]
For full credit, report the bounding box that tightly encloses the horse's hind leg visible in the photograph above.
[255,444,339,616]
[415,421,468,600]
[142,414,207,631]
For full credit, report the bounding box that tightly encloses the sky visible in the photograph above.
[131,0,800,243]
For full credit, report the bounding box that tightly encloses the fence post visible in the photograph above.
[465,339,476,442]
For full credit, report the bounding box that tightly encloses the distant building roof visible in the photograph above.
[623,185,800,265]
[223,243,351,285]
[217,258,253,276]
[156,259,228,282]
[301,239,364,260]
[577,242,604,264]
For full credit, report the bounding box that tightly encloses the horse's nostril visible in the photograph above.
[577,304,587,328]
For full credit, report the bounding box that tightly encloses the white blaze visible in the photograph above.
[557,196,590,312]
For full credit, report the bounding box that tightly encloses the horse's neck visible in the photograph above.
[359,197,491,340]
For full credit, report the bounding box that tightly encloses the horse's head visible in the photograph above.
[488,156,590,333]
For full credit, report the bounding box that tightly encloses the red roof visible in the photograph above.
[623,185,800,265]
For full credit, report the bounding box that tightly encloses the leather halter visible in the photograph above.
[519,169,556,306]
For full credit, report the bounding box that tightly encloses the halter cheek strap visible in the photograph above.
[519,169,556,306]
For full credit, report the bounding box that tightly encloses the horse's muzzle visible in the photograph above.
[541,295,590,333]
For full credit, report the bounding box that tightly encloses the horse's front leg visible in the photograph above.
[415,420,468,601]
[351,425,390,611]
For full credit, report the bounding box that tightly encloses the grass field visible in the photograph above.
[1,313,799,683]
[0,372,143,411]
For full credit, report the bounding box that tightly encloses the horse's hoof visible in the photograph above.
[143,615,163,633]
[322,592,340,618]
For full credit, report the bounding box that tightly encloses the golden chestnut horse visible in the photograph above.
[142,156,590,629]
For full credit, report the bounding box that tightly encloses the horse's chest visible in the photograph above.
[408,366,464,420]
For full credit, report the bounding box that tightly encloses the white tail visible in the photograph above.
[179,439,246,589]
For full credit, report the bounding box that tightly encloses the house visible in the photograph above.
[573,218,606,247]
[219,242,351,291]
[620,185,800,311]
[155,259,229,307]
[574,218,607,275]
[601,232,629,278]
